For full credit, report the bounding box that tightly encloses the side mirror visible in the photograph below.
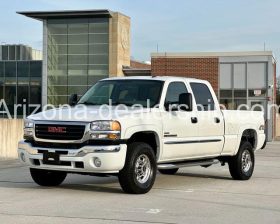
[69,94,78,106]
[179,93,193,111]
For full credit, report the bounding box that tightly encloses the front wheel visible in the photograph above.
[30,168,67,186]
[118,142,157,194]
[228,141,255,180]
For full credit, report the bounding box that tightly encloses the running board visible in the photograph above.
[157,159,220,170]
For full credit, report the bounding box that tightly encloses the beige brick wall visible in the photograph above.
[0,119,23,159]
[276,115,280,138]
[109,12,131,77]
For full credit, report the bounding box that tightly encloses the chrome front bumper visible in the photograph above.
[18,140,127,173]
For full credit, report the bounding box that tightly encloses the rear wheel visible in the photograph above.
[118,142,157,194]
[158,168,179,175]
[228,141,255,180]
[30,168,67,186]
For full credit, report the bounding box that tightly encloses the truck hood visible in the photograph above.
[28,105,151,123]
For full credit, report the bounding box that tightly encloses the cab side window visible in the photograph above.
[165,82,188,110]
[190,83,215,111]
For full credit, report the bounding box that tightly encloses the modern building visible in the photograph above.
[0,44,42,61]
[151,51,277,141]
[0,45,42,118]
[18,10,130,106]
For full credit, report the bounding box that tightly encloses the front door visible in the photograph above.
[161,81,199,161]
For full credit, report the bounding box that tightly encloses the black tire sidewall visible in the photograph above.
[238,143,255,178]
[119,142,157,194]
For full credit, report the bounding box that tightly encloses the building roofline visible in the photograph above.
[17,9,113,21]
[151,51,274,58]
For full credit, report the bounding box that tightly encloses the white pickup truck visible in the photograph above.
[18,76,266,194]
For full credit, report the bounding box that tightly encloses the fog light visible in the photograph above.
[93,157,102,167]
[20,152,26,162]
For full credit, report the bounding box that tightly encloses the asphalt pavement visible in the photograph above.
[0,142,279,224]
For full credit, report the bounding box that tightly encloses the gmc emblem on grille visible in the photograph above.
[47,126,67,133]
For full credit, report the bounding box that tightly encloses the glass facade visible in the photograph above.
[219,63,267,110]
[0,61,42,118]
[47,18,109,105]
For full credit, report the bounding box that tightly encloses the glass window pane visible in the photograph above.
[68,34,88,44]
[89,22,109,33]
[5,62,16,77]
[48,35,67,45]
[2,46,8,60]
[48,85,68,96]
[234,90,247,98]
[48,75,67,86]
[88,65,109,76]
[248,63,266,89]
[89,55,108,65]
[9,46,16,60]
[68,45,88,54]
[68,86,87,95]
[68,55,88,65]
[89,34,109,44]
[89,44,108,54]
[0,85,3,100]
[16,46,21,60]
[0,62,4,77]
[17,62,29,77]
[190,83,215,111]
[48,23,67,35]
[48,44,67,55]
[17,85,28,104]
[48,96,68,105]
[88,75,107,85]
[234,64,246,89]
[68,23,88,34]
[68,75,87,86]
[30,61,42,77]
[220,64,232,89]
[220,90,232,98]
[30,86,41,104]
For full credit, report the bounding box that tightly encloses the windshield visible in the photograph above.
[78,80,164,107]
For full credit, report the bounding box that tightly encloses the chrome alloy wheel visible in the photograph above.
[135,154,152,184]
[241,149,252,173]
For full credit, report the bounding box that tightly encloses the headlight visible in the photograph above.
[23,120,34,139]
[24,120,34,128]
[90,121,121,132]
[90,121,121,140]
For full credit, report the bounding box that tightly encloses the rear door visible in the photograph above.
[189,82,224,157]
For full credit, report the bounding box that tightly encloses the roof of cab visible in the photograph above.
[102,76,202,82]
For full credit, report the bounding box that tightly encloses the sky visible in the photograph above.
[0,0,279,74]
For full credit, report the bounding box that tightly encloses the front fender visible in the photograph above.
[124,125,163,159]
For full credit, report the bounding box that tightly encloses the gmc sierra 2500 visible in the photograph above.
[18,76,266,194]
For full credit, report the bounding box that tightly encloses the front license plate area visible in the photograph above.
[43,152,60,165]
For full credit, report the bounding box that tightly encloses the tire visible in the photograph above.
[158,168,179,175]
[118,142,157,194]
[30,168,67,186]
[228,141,255,180]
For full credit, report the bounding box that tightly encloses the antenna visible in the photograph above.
[264,42,266,51]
